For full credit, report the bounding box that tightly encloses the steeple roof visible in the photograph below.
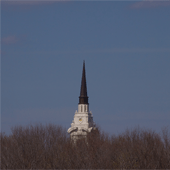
[79,61,89,104]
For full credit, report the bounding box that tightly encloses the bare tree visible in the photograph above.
[1,124,170,169]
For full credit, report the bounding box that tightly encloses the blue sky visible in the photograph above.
[1,0,170,135]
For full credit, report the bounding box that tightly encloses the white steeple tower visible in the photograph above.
[67,61,95,141]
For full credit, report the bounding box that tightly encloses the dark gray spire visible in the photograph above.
[79,61,88,104]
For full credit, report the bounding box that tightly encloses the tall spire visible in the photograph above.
[79,61,88,104]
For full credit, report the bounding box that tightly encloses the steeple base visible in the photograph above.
[67,104,96,142]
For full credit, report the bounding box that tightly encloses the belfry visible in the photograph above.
[67,61,96,141]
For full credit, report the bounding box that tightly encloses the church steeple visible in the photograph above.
[67,61,96,142]
[79,61,89,104]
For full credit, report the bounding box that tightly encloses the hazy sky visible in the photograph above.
[1,0,170,135]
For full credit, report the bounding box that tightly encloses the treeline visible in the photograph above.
[1,123,170,169]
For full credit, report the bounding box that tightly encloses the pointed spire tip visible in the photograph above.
[79,61,88,104]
